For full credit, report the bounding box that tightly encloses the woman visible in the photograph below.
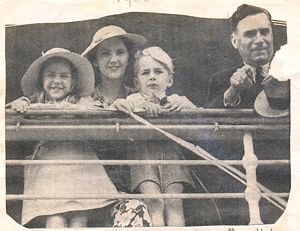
[82,25,147,106]
[82,25,152,227]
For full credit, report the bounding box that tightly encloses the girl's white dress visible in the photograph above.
[21,140,118,225]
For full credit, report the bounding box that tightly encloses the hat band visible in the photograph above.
[266,97,290,110]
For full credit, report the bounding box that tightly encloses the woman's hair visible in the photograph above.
[133,46,174,77]
[35,57,79,103]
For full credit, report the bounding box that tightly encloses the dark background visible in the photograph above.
[5,12,288,227]
[5,12,286,106]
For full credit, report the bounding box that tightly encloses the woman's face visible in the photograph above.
[95,37,129,81]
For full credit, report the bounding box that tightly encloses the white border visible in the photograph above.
[1,0,299,230]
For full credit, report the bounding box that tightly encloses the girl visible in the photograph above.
[11,48,119,228]
[115,46,196,226]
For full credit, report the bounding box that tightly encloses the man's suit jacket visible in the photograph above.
[203,64,290,224]
[206,64,264,108]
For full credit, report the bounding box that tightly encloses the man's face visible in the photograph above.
[231,13,274,67]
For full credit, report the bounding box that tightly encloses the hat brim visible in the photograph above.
[81,33,147,57]
[254,90,289,118]
[21,52,95,97]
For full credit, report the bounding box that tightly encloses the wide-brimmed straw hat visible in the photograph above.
[21,48,95,97]
[81,25,147,57]
[254,78,290,117]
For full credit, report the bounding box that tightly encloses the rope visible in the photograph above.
[129,112,287,211]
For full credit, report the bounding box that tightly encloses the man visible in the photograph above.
[206,4,274,108]
[202,4,290,225]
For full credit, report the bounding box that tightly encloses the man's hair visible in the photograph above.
[230,4,272,33]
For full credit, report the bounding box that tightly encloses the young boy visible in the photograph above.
[114,46,196,226]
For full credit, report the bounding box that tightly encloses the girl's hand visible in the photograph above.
[11,97,30,113]
[141,101,161,117]
[163,94,196,112]
[112,98,134,114]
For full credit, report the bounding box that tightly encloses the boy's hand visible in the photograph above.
[141,101,161,117]
[11,97,30,113]
[164,94,196,112]
[112,98,134,114]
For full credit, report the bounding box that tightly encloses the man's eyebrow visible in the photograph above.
[243,29,257,35]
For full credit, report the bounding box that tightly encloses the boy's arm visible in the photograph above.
[164,94,197,112]
[111,94,140,114]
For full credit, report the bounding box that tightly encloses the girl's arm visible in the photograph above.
[9,96,31,113]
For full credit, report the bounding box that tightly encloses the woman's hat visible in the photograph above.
[21,48,95,97]
[254,78,290,118]
[81,25,147,57]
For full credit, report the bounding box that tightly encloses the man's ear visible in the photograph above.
[133,78,140,89]
[231,32,238,49]
[167,75,173,87]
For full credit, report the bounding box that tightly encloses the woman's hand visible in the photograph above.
[11,97,30,113]
[163,94,196,112]
[112,98,134,114]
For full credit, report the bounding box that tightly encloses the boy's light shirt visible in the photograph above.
[126,91,167,108]
[223,62,270,107]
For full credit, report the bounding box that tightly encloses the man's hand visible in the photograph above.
[230,66,254,92]
[225,66,255,105]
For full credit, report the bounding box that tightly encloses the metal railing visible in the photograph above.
[5,108,290,225]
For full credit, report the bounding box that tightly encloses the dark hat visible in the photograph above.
[254,77,289,117]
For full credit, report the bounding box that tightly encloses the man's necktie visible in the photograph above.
[255,66,264,85]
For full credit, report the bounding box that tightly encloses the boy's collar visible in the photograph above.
[139,91,167,100]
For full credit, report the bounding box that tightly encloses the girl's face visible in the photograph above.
[135,56,173,97]
[42,60,74,101]
[95,37,129,81]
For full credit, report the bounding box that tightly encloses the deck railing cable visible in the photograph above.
[129,112,288,211]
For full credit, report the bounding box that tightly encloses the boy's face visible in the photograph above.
[95,37,129,81]
[42,61,74,101]
[135,56,173,96]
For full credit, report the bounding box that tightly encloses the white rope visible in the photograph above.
[129,112,287,211]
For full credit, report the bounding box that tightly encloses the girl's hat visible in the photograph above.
[21,48,95,97]
[81,25,147,57]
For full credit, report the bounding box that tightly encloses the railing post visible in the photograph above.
[242,132,263,224]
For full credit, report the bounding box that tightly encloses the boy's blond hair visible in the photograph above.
[133,46,174,77]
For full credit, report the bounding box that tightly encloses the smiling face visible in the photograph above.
[42,59,74,101]
[135,56,173,97]
[231,13,274,67]
[95,37,129,81]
